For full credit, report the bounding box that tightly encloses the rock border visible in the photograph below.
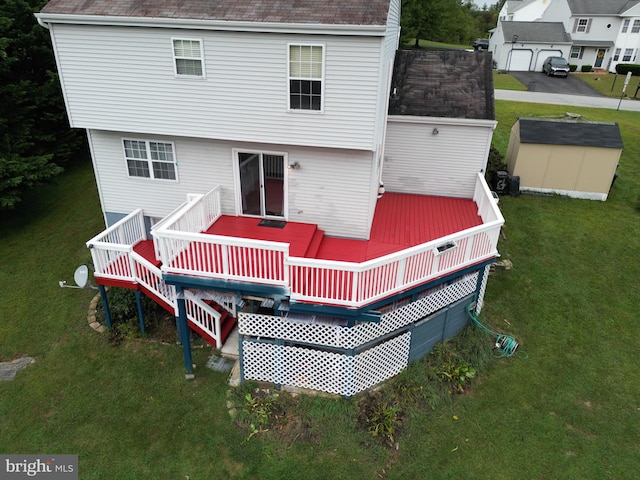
[87,292,106,334]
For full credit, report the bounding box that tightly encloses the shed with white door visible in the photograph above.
[506,118,623,201]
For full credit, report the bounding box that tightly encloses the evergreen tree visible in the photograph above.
[0,0,83,209]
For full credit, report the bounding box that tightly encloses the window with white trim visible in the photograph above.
[633,20,640,33]
[622,19,630,33]
[574,18,591,33]
[123,139,177,181]
[172,38,204,77]
[623,48,634,62]
[570,46,584,59]
[288,44,324,111]
[614,48,621,61]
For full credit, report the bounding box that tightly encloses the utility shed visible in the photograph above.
[506,118,623,201]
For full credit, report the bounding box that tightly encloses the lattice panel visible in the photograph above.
[277,345,350,396]
[241,333,411,397]
[241,341,276,383]
[475,265,491,313]
[378,273,477,334]
[349,332,411,396]
[239,272,478,350]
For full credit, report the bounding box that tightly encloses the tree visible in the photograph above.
[0,0,83,209]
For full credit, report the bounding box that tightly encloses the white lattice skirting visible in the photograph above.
[239,272,479,396]
[239,272,477,350]
[242,332,411,397]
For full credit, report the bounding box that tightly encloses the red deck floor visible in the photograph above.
[202,193,482,263]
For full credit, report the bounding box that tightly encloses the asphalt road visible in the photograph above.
[508,71,602,97]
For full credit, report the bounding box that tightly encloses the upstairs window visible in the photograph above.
[288,44,324,111]
[123,139,177,181]
[573,18,592,33]
[633,20,640,33]
[622,19,630,33]
[172,38,204,77]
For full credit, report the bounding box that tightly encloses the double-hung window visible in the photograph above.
[570,46,583,59]
[574,18,591,33]
[613,48,621,61]
[288,44,324,111]
[633,20,640,33]
[123,139,177,181]
[623,48,634,62]
[172,38,204,77]
[622,19,630,33]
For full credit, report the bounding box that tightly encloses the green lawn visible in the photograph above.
[2,101,640,478]
[574,72,640,100]
[493,71,527,91]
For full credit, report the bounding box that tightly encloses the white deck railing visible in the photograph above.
[89,175,503,310]
[86,209,147,280]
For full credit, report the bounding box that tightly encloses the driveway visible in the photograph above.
[509,71,602,97]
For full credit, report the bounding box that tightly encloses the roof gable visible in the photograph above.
[40,0,392,26]
[518,118,623,149]
[389,49,495,120]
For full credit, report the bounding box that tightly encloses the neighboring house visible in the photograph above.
[37,0,503,397]
[491,0,640,72]
[506,118,623,201]
[498,0,554,22]
[490,21,572,72]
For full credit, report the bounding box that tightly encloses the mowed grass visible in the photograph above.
[1,100,640,478]
[493,71,528,91]
[575,72,640,100]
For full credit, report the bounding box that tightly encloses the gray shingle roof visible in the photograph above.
[40,0,391,26]
[567,0,640,15]
[501,21,571,43]
[518,118,623,149]
[389,49,495,120]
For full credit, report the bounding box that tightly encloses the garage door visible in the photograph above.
[509,49,533,71]
[534,49,563,71]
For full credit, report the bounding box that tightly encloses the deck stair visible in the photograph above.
[304,228,325,258]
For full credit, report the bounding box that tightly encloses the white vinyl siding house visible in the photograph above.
[383,118,495,198]
[88,130,376,239]
[48,24,384,151]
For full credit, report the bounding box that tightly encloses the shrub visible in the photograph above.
[615,63,640,75]
[485,144,506,184]
[581,65,592,72]
[569,64,578,72]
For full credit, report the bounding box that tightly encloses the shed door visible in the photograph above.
[509,49,533,71]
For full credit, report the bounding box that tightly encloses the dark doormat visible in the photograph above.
[258,219,286,228]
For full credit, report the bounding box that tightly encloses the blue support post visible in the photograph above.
[238,333,245,384]
[98,284,112,328]
[134,290,146,335]
[175,287,194,379]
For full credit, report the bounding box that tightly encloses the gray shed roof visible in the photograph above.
[40,0,391,26]
[567,0,640,16]
[501,21,571,43]
[388,49,495,120]
[518,118,623,149]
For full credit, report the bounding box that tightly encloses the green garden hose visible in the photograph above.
[466,304,527,358]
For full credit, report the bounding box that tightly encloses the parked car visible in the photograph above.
[542,56,570,77]
[473,38,489,50]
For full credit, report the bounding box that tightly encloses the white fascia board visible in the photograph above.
[387,115,498,130]
[35,13,387,36]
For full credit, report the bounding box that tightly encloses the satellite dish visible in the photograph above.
[74,265,89,288]
[59,264,96,289]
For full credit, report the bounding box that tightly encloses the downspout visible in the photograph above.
[36,15,51,30]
